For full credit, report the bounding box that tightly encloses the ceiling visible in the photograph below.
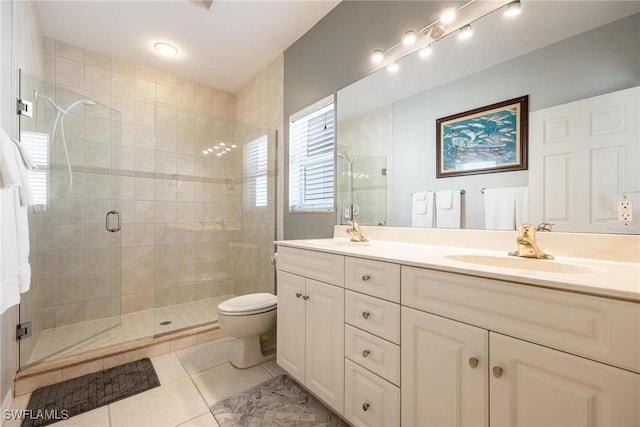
[35,0,340,93]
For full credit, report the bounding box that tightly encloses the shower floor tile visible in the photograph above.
[25,295,233,366]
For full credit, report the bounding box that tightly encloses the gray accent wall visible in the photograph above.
[391,13,640,229]
[283,1,447,239]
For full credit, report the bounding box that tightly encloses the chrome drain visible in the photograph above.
[159,321,172,326]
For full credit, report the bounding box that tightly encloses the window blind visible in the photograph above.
[289,101,335,212]
[20,131,49,206]
[243,135,268,208]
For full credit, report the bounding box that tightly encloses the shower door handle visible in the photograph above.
[106,210,121,233]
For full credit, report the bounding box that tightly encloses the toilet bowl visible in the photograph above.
[217,293,277,369]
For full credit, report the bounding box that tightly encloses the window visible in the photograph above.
[243,135,268,208]
[20,131,49,207]
[289,97,335,212]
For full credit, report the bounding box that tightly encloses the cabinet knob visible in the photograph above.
[303,295,310,301]
[362,311,370,319]
[362,350,370,358]
[492,366,503,378]
[362,274,371,281]
[362,403,370,411]
[295,293,302,298]
[468,357,479,369]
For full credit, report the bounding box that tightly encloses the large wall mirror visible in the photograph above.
[336,1,640,234]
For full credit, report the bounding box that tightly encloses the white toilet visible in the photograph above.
[217,293,277,369]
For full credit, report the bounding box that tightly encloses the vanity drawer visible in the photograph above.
[345,325,400,386]
[346,290,400,344]
[345,359,400,427]
[402,266,640,373]
[345,257,400,302]
[277,246,344,286]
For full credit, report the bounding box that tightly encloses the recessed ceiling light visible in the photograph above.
[387,62,400,73]
[458,25,473,40]
[419,45,433,58]
[231,144,237,148]
[504,1,521,17]
[154,42,178,58]
[371,50,384,63]
[402,31,417,46]
[220,142,226,146]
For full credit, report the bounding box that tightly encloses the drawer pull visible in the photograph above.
[303,295,310,301]
[362,350,370,358]
[295,293,302,298]
[493,366,503,378]
[362,274,371,281]
[468,357,479,369]
[362,311,370,320]
[362,403,370,411]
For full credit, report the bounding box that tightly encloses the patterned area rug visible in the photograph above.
[23,358,160,427]
[211,375,348,427]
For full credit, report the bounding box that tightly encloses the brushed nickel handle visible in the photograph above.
[303,295,310,301]
[469,357,479,369]
[493,366,503,378]
[362,403,370,411]
[362,311,370,319]
[361,274,371,281]
[362,350,370,358]
[295,293,302,298]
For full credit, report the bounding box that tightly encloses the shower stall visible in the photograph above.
[17,71,277,369]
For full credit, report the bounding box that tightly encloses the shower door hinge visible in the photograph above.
[16,322,32,341]
[16,98,33,117]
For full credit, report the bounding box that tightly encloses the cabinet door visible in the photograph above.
[276,271,306,383]
[490,333,640,427]
[402,307,489,427]
[305,279,345,414]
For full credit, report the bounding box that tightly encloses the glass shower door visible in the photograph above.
[18,70,122,368]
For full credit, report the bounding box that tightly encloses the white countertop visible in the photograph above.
[276,238,640,302]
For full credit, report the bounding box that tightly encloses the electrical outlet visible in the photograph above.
[618,200,633,222]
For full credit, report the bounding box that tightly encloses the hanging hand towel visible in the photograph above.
[436,190,461,229]
[513,186,529,227]
[484,187,516,230]
[411,191,435,227]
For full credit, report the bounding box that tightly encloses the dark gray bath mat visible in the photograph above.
[211,374,348,427]
[22,358,160,427]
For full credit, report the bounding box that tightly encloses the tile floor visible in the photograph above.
[9,337,287,427]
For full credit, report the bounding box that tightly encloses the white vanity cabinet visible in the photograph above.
[402,266,640,427]
[276,247,345,414]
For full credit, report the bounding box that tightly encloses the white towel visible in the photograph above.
[436,190,461,229]
[484,187,516,230]
[0,127,32,314]
[513,186,529,226]
[411,191,435,228]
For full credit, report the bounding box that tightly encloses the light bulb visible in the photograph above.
[371,50,384,63]
[402,30,417,46]
[207,148,213,152]
[441,6,455,24]
[231,144,237,148]
[154,42,178,57]
[419,45,433,58]
[458,25,472,40]
[220,142,226,146]
[387,62,399,73]
[214,146,220,150]
[504,1,521,17]
[202,150,208,155]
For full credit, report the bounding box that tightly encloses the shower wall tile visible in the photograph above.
[134,124,155,149]
[134,177,155,201]
[111,58,135,76]
[43,37,56,55]
[134,201,156,223]
[134,148,155,172]
[43,53,56,81]
[85,50,111,70]
[111,72,135,98]
[56,57,85,89]
[55,41,84,62]
[157,71,177,88]
[176,77,195,94]
[55,302,84,326]
[177,90,195,109]
[157,85,177,105]
[135,79,157,103]
[134,102,155,127]
[85,65,110,94]
[135,64,157,83]
[111,96,135,123]
[134,224,155,247]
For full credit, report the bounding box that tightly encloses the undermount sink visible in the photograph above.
[446,254,601,274]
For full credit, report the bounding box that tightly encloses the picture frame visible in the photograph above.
[436,95,529,178]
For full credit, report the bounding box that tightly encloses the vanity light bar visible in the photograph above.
[370,0,520,68]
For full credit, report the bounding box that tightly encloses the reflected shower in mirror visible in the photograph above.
[337,1,640,234]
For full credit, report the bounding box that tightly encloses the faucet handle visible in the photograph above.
[536,222,554,232]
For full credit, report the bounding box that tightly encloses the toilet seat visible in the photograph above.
[218,293,277,316]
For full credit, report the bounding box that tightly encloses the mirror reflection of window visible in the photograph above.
[242,135,268,209]
[20,131,49,208]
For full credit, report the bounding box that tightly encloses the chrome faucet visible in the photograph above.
[508,223,554,260]
[346,221,369,242]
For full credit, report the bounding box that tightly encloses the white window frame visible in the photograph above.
[288,95,335,213]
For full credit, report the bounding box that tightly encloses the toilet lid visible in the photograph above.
[218,293,277,315]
